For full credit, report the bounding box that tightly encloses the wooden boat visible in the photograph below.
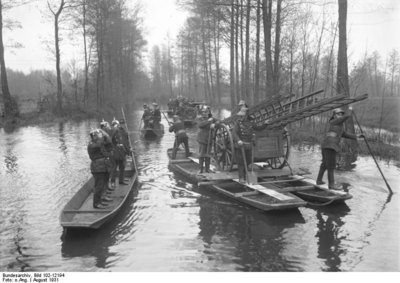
[204,166,352,207]
[141,124,164,139]
[257,175,353,204]
[60,156,138,230]
[167,148,307,211]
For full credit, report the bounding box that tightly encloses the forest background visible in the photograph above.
[0,0,399,145]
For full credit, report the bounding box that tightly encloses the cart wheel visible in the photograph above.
[213,124,235,171]
[266,128,290,169]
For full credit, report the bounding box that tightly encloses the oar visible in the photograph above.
[162,111,172,125]
[121,107,138,173]
[351,109,393,195]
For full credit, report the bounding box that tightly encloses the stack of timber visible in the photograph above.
[60,156,138,230]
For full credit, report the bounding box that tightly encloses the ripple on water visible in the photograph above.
[1,113,399,271]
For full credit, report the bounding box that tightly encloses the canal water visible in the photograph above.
[0,109,399,272]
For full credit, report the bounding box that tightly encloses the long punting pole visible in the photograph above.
[352,110,393,196]
[121,107,138,173]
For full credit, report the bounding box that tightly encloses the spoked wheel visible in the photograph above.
[213,124,235,172]
[266,128,290,169]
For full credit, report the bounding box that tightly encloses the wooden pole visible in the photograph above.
[352,110,393,196]
[121,107,138,173]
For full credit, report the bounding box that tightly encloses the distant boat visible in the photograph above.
[60,156,138,230]
[141,123,164,139]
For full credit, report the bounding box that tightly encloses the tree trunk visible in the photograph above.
[273,0,282,96]
[213,16,221,105]
[337,0,357,161]
[254,0,261,104]
[201,17,210,102]
[230,0,236,110]
[82,0,89,107]
[240,0,245,99]
[262,0,273,98]
[0,1,18,118]
[244,0,251,103]
[235,0,240,103]
[51,0,66,114]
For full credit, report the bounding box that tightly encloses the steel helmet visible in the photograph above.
[90,129,102,139]
[238,100,246,106]
[111,117,119,126]
[237,107,249,116]
[333,108,345,115]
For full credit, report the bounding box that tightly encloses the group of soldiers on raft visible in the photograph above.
[167,96,199,117]
[87,99,364,209]
[142,103,162,129]
[166,99,364,190]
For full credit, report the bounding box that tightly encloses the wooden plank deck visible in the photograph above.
[232,180,295,201]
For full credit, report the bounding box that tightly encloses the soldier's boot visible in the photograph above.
[205,158,211,173]
[199,157,204,173]
[316,165,326,185]
[327,170,340,190]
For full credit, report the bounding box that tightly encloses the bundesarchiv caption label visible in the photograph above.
[2,273,66,283]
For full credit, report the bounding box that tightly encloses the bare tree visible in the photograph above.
[337,0,357,159]
[254,0,261,104]
[0,0,23,118]
[230,0,236,110]
[48,0,66,113]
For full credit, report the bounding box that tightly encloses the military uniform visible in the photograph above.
[88,135,111,208]
[142,107,152,128]
[317,113,357,189]
[232,113,267,181]
[110,126,130,185]
[197,116,217,173]
[169,117,190,159]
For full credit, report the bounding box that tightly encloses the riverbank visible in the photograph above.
[290,127,400,162]
[0,109,99,132]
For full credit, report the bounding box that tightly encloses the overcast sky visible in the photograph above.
[2,0,400,73]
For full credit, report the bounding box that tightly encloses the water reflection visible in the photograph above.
[4,149,18,174]
[58,123,68,154]
[315,204,350,271]
[61,188,139,268]
[196,191,305,271]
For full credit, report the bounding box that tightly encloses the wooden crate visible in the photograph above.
[254,129,284,160]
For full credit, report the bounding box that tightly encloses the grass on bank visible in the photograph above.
[290,126,400,162]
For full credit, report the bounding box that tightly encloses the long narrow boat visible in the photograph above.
[60,156,138,230]
[257,175,353,204]
[141,124,164,139]
[167,148,307,211]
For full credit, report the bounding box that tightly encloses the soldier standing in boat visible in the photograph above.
[110,119,130,187]
[100,120,116,196]
[152,103,162,128]
[233,100,248,115]
[169,115,190,159]
[316,108,364,190]
[88,129,111,209]
[142,104,152,128]
[197,108,218,173]
[232,107,268,183]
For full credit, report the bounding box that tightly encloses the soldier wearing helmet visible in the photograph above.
[152,102,161,126]
[232,107,268,183]
[142,104,152,128]
[316,108,364,190]
[233,99,248,115]
[109,118,130,187]
[169,115,190,159]
[197,107,219,173]
[88,128,112,209]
